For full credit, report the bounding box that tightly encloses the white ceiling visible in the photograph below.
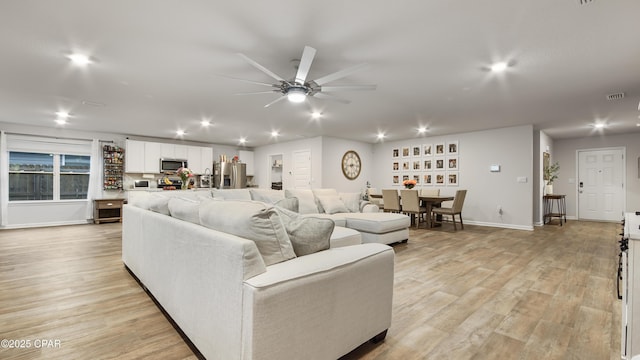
[1,1,639,147]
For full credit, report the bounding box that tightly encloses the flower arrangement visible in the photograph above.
[544,162,560,185]
[403,179,417,189]
[176,167,193,189]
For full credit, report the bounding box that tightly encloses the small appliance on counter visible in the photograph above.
[157,177,183,190]
[133,180,150,189]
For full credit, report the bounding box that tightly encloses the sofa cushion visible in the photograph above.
[147,195,170,215]
[212,188,252,201]
[250,188,285,204]
[285,189,318,214]
[339,192,362,213]
[330,226,362,248]
[168,197,200,224]
[275,207,334,256]
[274,197,299,213]
[344,213,411,233]
[316,195,349,214]
[199,200,296,266]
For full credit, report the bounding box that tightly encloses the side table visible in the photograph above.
[94,199,125,224]
[543,194,567,226]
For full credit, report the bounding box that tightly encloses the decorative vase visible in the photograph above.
[181,180,188,190]
[545,184,553,195]
[405,185,414,189]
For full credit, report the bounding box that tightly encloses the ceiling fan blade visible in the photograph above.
[234,90,281,96]
[217,74,277,87]
[264,95,288,108]
[313,63,369,86]
[238,53,286,82]
[314,92,351,104]
[294,46,317,85]
[320,85,377,92]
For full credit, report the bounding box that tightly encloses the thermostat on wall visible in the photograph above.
[490,165,501,172]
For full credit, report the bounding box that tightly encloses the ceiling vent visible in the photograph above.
[577,0,595,4]
[606,92,625,101]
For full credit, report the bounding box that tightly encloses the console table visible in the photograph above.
[543,194,566,226]
[94,199,125,224]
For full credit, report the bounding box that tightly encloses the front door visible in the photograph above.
[577,148,624,221]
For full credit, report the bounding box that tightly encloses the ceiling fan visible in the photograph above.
[230,46,376,107]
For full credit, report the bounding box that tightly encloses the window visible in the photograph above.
[9,152,90,201]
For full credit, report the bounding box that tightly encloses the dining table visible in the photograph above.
[369,192,454,228]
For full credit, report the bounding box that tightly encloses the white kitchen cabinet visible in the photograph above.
[144,142,161,173]
[201,147,213,173]
[174,145,188,160]
[188,146,203,174]
[160,143,175,158]
[239,150,254,175]
[125,140,145,173]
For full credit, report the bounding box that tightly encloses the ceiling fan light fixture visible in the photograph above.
[287,87,307,103]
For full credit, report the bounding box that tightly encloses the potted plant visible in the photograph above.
[543,161,559,195]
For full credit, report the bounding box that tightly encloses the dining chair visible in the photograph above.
[400,189,428,228]
[419,188,440,197]
[431,189,467,231]
[367,187,384,211]
[382,189,401,213]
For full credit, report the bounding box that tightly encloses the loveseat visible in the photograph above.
[122,192,395,360]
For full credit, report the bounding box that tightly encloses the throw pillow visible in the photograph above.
[316,195,349,214]
[168,197,200,224]
[147,195,170,215]
[274,207,334,256]
[312,188,340,213]
[274,197,299,212]
[284,189,318,214]
[339,192,362,213]
[250,189,285,204]
[199,200,296,266]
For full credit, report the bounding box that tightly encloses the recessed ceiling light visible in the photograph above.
[55,111,70,119]
[239,137,247,144]
[55,118,67,125]
[594,123,605,129]
[376,132,386,140]
[176,130,186,136]
[311,111,322,119]
[490,62,508,73]
[270,130,279,137]
[417,126,427,134]
[67,53,91,66]
[201,119,211,126]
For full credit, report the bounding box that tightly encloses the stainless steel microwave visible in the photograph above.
[160,158,188,173]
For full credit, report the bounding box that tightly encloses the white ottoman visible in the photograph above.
[344,213,410,245]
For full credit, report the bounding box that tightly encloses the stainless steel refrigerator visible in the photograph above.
[214,162,246,189]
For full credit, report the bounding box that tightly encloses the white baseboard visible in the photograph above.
[463,220,534,231]
[1,219,92,229]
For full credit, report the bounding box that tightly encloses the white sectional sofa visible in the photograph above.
[122,191,394,360]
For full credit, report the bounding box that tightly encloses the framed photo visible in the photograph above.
[412,145,421,157]
[447,171,459,186]
[423,144,433,156]
[392,175,400,185]
[413,160,421,171]
[392,161,400,172]
[435,172,445,185]
[413,174,420,184]
[447,141,459,155]
[423,159,432,170]
[402,147,410,158]
[402,174,410,183]
[447,156,458,170]
[435,143,445,156]
[423,173,433,185]
[402,161,410,171]
[435,158,445,169]
[392,148,400,158]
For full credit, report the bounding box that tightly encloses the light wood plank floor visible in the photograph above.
[0,220,621,359]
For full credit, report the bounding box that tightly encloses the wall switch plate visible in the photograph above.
[517,176,528,183]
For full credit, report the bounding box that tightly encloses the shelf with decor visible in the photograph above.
[103,144,125,190]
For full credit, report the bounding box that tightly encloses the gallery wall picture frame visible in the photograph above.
[447,141,459,155]
[423,173,433,185]
[424,159,432,170]
[435,172,445,185]
[447,171,459,186]
[413,174,420,184]
[392,161,400,172]
[447,156,458,170]
[423,144,433,156]
[435,143,445,156]
[435,158,445,169]
[402,174,410,182]
[392,148,400,158]
[412,145,421,157]
[402,147,410,158]
[393,175,400,185]
[402,161,410,171]
[413,160,421,170]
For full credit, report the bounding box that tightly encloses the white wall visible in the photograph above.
[321,137,373,193]
[372,125,534,230]
[253,137,323,189]
[554,132,640,218]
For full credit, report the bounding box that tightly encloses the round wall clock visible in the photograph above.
[341,150,361,180]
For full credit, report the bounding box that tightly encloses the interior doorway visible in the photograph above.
[292,149,311,189]
[577,147,625,221]
[268,154,283,190]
